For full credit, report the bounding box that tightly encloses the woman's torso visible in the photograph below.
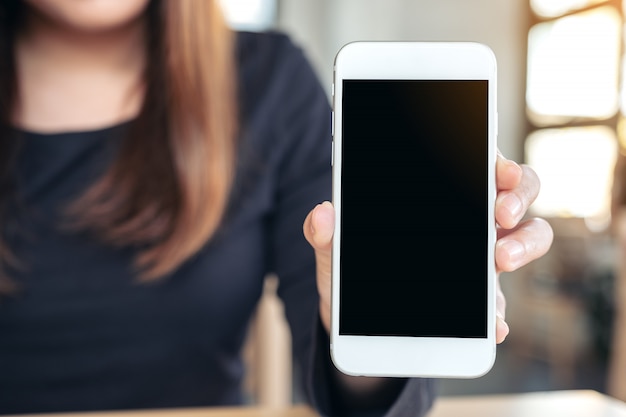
[0,31,332,414]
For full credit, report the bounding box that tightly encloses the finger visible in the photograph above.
[303,201,334,250]
[496,314,510,344]
[495,217,554,273]
[495,277,509,344]
[496,151,523,192]
[303,201,335,332]
[496,164,541,229]
[495,277,506,320]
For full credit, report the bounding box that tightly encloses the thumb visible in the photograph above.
[303,201,335,250]
[303,201,335,333]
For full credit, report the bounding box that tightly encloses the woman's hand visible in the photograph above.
[303,200,335,334]
[492,152,553,342]
[303,152,554,340]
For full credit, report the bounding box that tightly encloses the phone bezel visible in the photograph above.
[330,41,498,378]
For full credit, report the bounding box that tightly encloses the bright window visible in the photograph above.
[524,2,622,228]
[526,6,621,125]
[526,126,618,223]
[530,0,608,18]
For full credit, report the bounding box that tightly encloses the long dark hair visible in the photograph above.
[0,0,238,292]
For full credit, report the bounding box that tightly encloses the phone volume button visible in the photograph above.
[331,140,335,166]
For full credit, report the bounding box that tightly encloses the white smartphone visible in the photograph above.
[330,41,498,378]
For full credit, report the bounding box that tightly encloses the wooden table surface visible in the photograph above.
[8,389,626,417]
[429,390,626,417]
[9,405,319,417]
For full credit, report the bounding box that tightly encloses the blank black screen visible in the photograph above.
[339,80,489,338]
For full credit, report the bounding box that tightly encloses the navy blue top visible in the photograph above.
[0,31,435,416]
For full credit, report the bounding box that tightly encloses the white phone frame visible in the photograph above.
[330,41,498,378]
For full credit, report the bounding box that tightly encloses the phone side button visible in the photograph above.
[331,140,335,166]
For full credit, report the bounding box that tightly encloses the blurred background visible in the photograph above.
[219,0,626,407]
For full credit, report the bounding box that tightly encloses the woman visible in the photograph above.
[0,0,553,415]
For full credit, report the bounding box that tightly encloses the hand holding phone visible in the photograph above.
[330,41,498,378]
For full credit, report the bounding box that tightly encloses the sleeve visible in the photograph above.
[264,32,438,417]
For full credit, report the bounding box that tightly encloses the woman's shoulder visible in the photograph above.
[236,29,298,54]
[235,30,309,73]
[235,30,325,114]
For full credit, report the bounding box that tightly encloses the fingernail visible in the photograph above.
[501,193,523,222]
[505,157,521,170]
[499,240,525,268]
[496,314,510,343]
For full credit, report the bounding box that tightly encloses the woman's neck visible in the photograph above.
[14,8,147,133]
